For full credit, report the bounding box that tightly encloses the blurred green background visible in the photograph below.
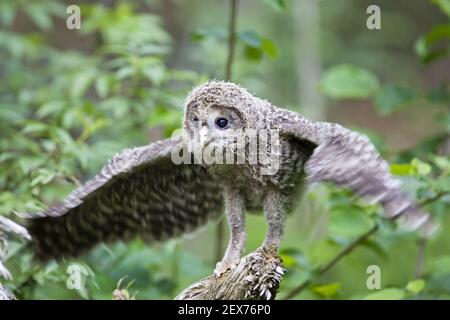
[0,0,449,300]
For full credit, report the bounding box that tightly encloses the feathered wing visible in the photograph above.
[27,137,223,261]
[278,117,438,237]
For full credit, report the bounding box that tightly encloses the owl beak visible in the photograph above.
[199,126,210,147]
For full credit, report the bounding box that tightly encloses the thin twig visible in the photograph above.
[215,0,239,262]
[225,0,238,81]
[415,238,427,279]
[418,191,446,207]
[283,224,379,299]
[412,191,446,280]
[283,191,448,299]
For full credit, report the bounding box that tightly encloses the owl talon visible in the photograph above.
[214,260,239,278]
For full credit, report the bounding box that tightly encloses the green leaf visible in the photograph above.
[390,163,413,176]
[279,248,310,270]
[279,253,296,268]
[261,0,286,12]
[190,27,227,42]
[363,288,405,300]
[361,239,388,259]
[416,24,450,64]
[52,128,75,148]
[261,38,278,59]
[329,205,374,237]
[71,70,96,99]
[244,46,263,61]
[320,64,380,99]
[116,66,134,80]
[0,2,17,27]
[238,31,278,60]
[22,122,48,135]
[18,156,45,173]
[37,101,66,118]
[142,64,165,86]
[406,279,425,294]
[410,158,432,176]
[431,0,450,17]
[434,176,450,192]
[430,255,450,275]
[427,84,450,104]
[30,168,56,187]
[62,109,78,129]
[95,76,110,99]
[433,156,450,171]
[24,4,53,30]
[374,85,416,115]
[311,283,341,298]
[239,31,261,48]
[0,106,24,123]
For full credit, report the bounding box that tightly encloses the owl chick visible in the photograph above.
[23,80,436,277]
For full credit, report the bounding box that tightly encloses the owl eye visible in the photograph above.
[215,117,229,129]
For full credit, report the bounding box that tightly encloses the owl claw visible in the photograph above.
[214,260,239,278]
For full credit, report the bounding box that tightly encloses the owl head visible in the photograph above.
[182,80,264,150]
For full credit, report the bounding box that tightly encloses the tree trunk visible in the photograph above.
[175,247,285,300]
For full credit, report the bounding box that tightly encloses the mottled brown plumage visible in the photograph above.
[23,80,436,274]
[28,138,223,260]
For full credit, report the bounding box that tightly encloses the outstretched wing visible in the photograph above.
[277,114,437,237]
[27,137,223,261]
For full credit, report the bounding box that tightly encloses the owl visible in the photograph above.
[19,80,436,277]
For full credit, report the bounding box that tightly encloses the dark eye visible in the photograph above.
[215,117,229,129]
[193,117,199,122]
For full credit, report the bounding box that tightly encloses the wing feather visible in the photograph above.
[278,116,438,237]
[27,137,223,260]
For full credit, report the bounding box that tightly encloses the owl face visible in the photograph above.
[182,81,264,166]
[184,102,245,149]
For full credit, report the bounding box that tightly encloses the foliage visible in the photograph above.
[0,0,201,299]
[0,0,449,300]
[319,64,380,99]
[306,0,450,300]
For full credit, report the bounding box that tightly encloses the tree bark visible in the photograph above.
[175,247,285,300]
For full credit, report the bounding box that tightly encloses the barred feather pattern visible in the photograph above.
[276,114,438,237]
[24,80,439,265]
[28,138,223,261]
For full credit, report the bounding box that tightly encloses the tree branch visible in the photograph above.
[415,237,427,279]
[175,247,285,300]
[225,0,238,82]
[283,192,448,299]
[283,223,379,299]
